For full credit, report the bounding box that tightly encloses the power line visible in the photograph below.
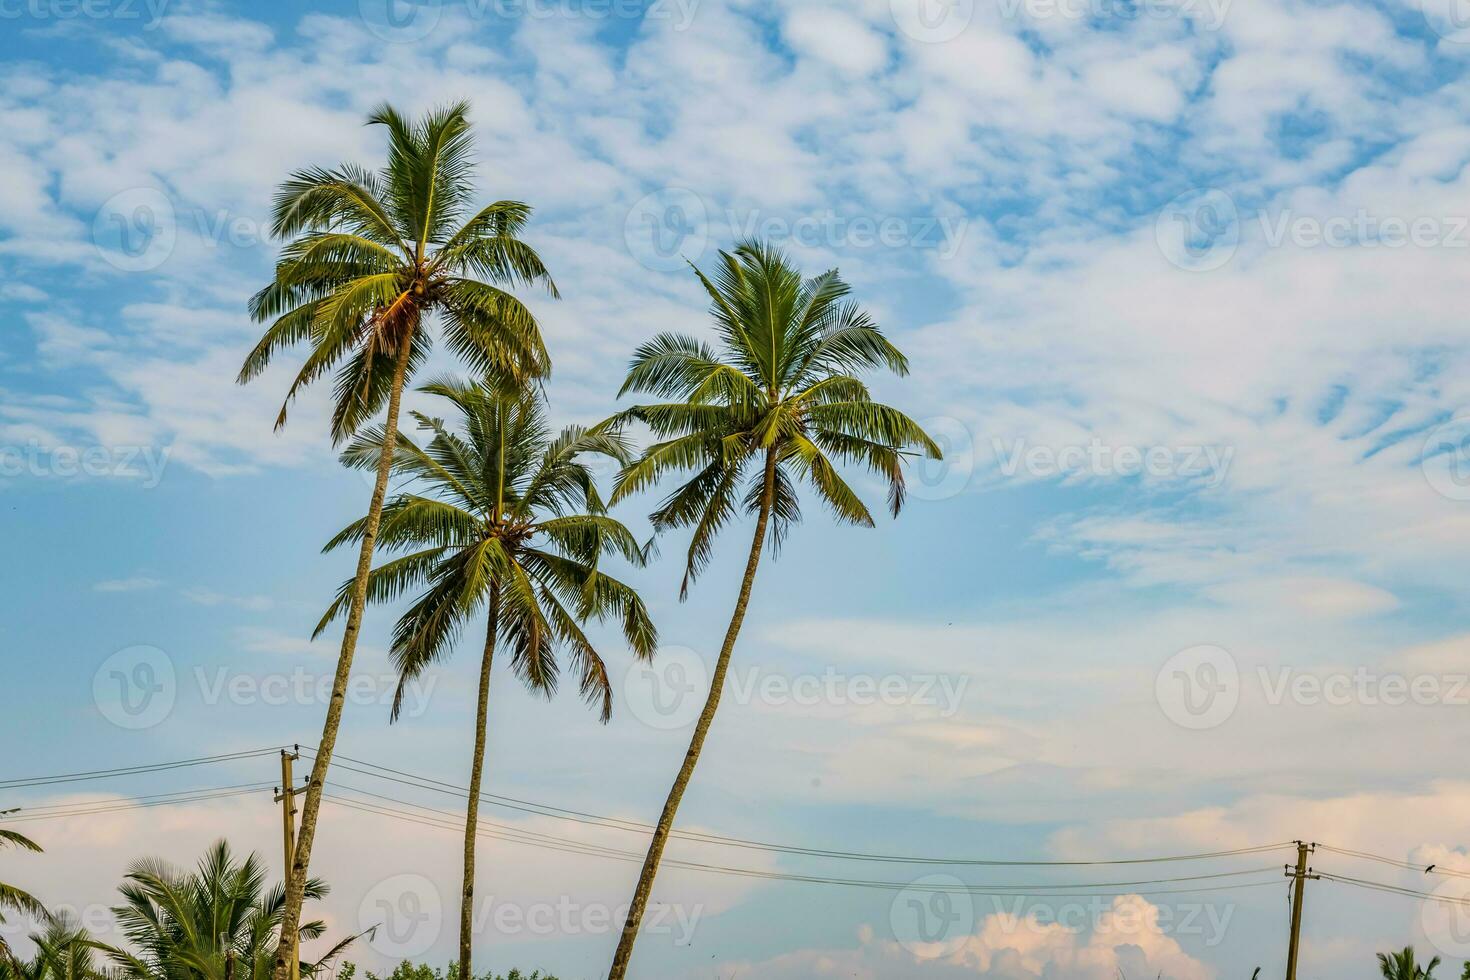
[320,788,1288,898]
[1317,871,1470,907]
[312,749,1294,868]
[2,785,273,823]
[0,747,286,790]
[1316,843,1470,880]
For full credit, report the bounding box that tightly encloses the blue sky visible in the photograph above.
[6,0,1470,976]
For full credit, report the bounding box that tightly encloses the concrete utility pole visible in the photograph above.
[1285,841,1318,980]
[275,749,305,980]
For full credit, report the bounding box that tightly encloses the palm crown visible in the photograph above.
[0,830,49,970]
[607,239,942,596]
[240,101,557,442]
[104,841,354,980]
[317,377,658,720]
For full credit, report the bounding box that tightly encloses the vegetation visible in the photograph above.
[0,830,50,970]
[341,963,556,980]
[238,100,557,980]
[599,239,940,976]
[317,376,656,979]
[102,840,357,980]
[1377,946,1441,980]
[0,919,105,980]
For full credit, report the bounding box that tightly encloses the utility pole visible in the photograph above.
[275,749,305,980]
[1284,841,1318,980]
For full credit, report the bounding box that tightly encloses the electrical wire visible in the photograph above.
[3,785,274,823]
[1317,843,1470,880]
[0,747,286,790]
[1317,871,1470,906]
[311,749,1294,868]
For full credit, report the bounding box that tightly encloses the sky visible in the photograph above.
[4,0,1470,976]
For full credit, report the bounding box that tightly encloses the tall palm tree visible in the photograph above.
[238,101,557,980]
[600,239,940,977]
[0,830,50,970]
[1378,946,1440,980]
[316,376,657,980]
[104,840,357,980]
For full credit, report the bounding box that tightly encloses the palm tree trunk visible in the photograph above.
[459,586,500,980]
[607,447,779,980]
[272,334,416,980]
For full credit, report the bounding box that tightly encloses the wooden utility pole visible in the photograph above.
[275,749,304,980]
[1285,841,1317,980]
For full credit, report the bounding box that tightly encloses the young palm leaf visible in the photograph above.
[316,376,656,980]
[238,102,557,980]
[601,239,940,978]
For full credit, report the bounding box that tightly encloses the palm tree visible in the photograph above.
[0,830,50,970]
[600,239,940,977]
[238,101,557,980]
[104,840,358,980]
[0,919,106,980]
[316,376,657,980]
[1378,946,1440,980]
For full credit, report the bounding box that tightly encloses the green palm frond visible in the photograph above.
[240,101,557,444]
[605,238,938,592]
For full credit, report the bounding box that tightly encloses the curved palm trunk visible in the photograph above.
[607,448,779,980]
[273,334,416,980]
[459,587,500,980]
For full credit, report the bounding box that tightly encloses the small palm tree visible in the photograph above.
[0,830,50,970]
[317,376,656,980]
[1378,946,1440,980]
[601,239,940,977]
[0,918,106,980]
[239,101,557,980]
[104,840,357,980]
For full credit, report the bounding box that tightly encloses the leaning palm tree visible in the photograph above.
[0,830,50,970]
[316,376,657,980]
[600,239,940,977]
[104,840,358,980]
[238,101,557,980]
[1378,947,1440,980]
